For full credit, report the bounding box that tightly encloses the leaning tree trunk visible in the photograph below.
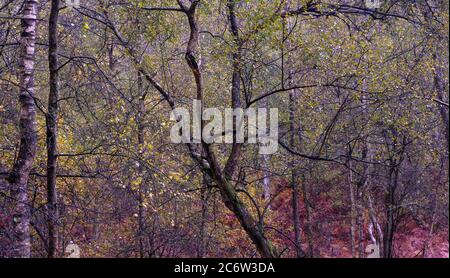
[46,0,60,258]
[205,148,278,258]
[8,0,38,258]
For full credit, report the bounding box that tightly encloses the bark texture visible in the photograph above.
[46,0,60,258]
[7,0,39,258]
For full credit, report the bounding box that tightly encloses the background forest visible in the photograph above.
[0,0,448,258]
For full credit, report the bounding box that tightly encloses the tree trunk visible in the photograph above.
[383,166,398,258]
[361,81,383,256]
[301,174,314,257]
[46,0,60,258]
[7,0,39,258]
[356,186,363,258]
[363,143,383,256]
[348,147,357,258]
[136,72,146,258]
[205,145,278,258]
[261,97,271,202]
[289,89,304,258]
[218,0,277,258]
[198,173,211,258]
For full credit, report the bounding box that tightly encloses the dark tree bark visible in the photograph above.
[289,87,305,258]
[382,133,405,258]
[383,166,398,258]
[283,4,305,256]
[46,0,60,258]
[223,0,242,178]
